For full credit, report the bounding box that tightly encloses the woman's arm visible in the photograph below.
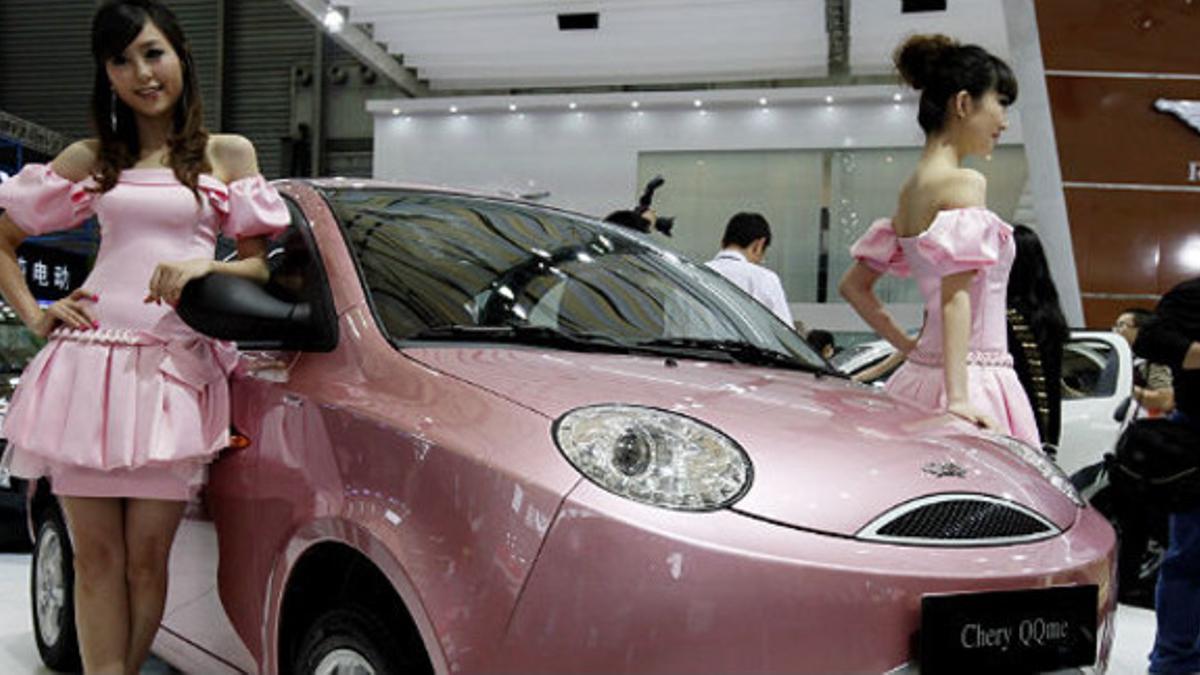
[941,270,997,430]
[0,141,99,334]
[145,135,274,305]
[838,261,918,354]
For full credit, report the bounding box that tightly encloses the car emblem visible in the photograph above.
[1155,98,1200,135]
[922,460,968,479]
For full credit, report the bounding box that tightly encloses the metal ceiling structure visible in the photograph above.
[284,0,1011,95]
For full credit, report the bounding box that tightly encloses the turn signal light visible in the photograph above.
[229,433,252,450]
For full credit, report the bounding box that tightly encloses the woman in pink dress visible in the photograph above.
[0,1,288,672]
[839,34,1039,446]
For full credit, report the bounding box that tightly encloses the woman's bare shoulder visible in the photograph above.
[206,134,260,183]
[49,139,100,182]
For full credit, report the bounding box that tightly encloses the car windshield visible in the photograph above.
[321,188,824,369]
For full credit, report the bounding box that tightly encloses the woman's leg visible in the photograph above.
[122,498,186,675]
[60,496,129,675]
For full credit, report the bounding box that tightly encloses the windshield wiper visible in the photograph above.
[637,337,840,376]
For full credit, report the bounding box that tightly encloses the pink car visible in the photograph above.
[27,180,1115,674]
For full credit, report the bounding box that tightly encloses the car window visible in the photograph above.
[322,189,823,365]
[1062,338,1120,399]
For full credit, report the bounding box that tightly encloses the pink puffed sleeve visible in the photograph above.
[206,174,290,240]
[914,208,1010,277]
[0,164,96,235]
[850,218,910,277]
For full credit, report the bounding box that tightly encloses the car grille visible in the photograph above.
[857,494,1058,546]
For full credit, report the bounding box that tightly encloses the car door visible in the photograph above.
[1058,331,1132,477]
[160,196,334,671]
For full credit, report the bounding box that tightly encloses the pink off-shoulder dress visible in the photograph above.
[0,164,290,500]
[850,207,1040,446]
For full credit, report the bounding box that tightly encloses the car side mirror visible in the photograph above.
[176,273,333,351]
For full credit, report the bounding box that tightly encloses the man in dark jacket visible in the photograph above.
[1133,277,1200,674]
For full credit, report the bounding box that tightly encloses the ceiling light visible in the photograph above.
[322,7,345,33]
[569,102,578,110]
[693,99,703,108]
[759,97,769,106]
[631,101,640,109]
[825,95,834,104]
[509,103,518,112]
[449,105,458,114]
[893,93,903,102]
[391,108,401,116]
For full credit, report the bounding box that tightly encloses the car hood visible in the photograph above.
[405,347,1078,536]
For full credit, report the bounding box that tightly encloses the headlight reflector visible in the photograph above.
[994,435,1084,507]
[554,405,752,511]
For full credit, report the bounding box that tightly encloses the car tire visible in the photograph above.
[295,606,410,675]
[31,505,81,673]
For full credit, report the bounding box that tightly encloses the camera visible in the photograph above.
[635,175,675,237]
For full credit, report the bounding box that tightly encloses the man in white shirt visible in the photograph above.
[705,212,794,326]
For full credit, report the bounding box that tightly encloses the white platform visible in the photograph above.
[0,552,1159,674]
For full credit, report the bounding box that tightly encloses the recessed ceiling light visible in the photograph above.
[391,108,401,116]
[825,95,834,104]
[509,103,518,112]
[759,97,769,106]
[322,7,345,33]
[693,99,703,108]
[892,93,903,102]
[569,102,578,110]
[631,101,640,109]
[449,105,458,113]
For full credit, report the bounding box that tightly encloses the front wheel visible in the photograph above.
[295,606,411,675]
[31,504,81,672]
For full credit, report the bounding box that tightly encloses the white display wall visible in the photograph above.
[367,87,1036,335]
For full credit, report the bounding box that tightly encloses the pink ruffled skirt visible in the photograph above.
[885,350,1041,447]
[0,327,237,501]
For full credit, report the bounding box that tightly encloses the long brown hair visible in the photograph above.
[90,0,209,198]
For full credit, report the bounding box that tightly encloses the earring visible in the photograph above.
[110,92,118,132]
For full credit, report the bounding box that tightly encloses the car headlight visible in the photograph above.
[993,435,1084,507]
[553,404,753,511]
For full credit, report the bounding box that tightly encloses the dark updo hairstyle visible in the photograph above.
[893,34,1018,135]
[90,0,209,197]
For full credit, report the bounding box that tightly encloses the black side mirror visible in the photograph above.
[177,274,334,351]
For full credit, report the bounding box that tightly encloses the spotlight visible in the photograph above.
[322,7,345,33]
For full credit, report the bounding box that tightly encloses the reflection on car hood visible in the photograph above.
[404,347,1078,537]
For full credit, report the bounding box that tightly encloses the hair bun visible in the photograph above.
[894,34,959,90]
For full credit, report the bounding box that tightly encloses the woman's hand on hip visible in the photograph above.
[31,288,100,337]
[145,258,215,307]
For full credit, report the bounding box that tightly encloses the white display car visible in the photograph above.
[832,331,1132,475]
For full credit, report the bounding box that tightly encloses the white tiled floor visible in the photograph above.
[0,552,1161,674]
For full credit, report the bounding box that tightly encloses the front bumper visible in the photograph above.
[496,482,1116,674]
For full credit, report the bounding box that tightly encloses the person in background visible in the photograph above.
[604,208,657,235]
[1116,308,1175,417]
[706,212,794,326]
[806,329,836,360]
[1005,224,1069,451]
[839,33,1038,445]
[1132,277,1200,674]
